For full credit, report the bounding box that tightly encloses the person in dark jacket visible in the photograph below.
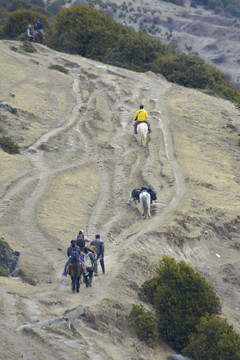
[34,18,43,31]
[90,234,105,275]
[62,240,88,277]
[76,229,91,250]
[34,19,45,43]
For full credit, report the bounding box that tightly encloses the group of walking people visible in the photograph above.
[62,230,105,288]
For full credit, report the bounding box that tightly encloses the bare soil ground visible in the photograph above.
[0,40,240,360]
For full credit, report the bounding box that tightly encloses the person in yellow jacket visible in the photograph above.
[134,105,152,134]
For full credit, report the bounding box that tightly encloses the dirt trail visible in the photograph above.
[0,41,240,360]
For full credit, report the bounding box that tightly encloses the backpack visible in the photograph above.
[70,248,79,263]
[76,235,85,248]
[30,28,34,35]
[132,188,141,200]
[147,186,157,201]
[84,252,92,268]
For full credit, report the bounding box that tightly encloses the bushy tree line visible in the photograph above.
[133,256,240,360]
[1,4,240,106]
[190,0,240,17]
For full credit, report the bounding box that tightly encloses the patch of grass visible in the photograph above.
[21,40,37,53]
[48,64,68,74]
[0,237,13,250]
[0,266,9,277]
[0,136,20,154]
[18,268,26,277]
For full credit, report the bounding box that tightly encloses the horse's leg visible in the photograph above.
[71,276,75,292]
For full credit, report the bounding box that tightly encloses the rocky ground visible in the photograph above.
[0,39,240,360]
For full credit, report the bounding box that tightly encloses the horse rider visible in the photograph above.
[90,234,105,275]
[76,229,91,251]
[62,239,89,277]
[27,25,34,42]
[82,247,96,287]
[34,18,45,42]
[134,105,152,134]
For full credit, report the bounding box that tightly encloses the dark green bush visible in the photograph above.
[183,314,240,360]
[0,136,20,154]
[140,256,221,350]
[48,5,120,59]
[130,304,158,347]
[0,266,9,277]
[1,8,52,40]
[7,0,31,12]
[0,6,8,26]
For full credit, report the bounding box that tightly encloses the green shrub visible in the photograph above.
[0,266,9,277]
[0,237,12,250]
[1,8,51,40]
[21,40,37,52]
[183,314,240,360]
[18,268,26,277]
[0,136,20,154]
[140,256,221,350]
[7,0,32,12]
[130,304,158,347]
[48,5,120,59]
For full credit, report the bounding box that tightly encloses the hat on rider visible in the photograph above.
[37,19,40,23]
[71,239,76,245]
[140,105,144,109]
[28,24,32,28]
[79,229,84,234]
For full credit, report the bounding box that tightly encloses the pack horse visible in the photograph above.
[137,122,148,147]
[139,191,151,219]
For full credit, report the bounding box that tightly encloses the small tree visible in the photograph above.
[140,256,221,350]
[183,314,240,360]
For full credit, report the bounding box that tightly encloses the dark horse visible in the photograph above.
[68,262,84,293]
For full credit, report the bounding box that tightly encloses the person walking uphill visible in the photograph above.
[90,234,105,275]
[82,247,96,287]
[134,105,151,134]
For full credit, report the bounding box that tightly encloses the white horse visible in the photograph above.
[139,191,151,219]
[136,122,148,147]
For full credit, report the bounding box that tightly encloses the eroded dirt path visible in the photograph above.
[0,43,186,359]
[1,42,239,360]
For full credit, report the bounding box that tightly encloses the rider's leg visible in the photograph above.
[62,258,70,276]
[134,122,138,134]
[146,122,152,133]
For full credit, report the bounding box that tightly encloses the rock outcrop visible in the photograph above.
[0,241,21,276]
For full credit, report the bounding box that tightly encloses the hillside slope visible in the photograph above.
[88,0,240,88]
[0,40,240,360]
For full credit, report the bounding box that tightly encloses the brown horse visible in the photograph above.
[34,30,44,44]
[68,262,84,293]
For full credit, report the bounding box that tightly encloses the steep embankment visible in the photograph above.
[0,40,240,360]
